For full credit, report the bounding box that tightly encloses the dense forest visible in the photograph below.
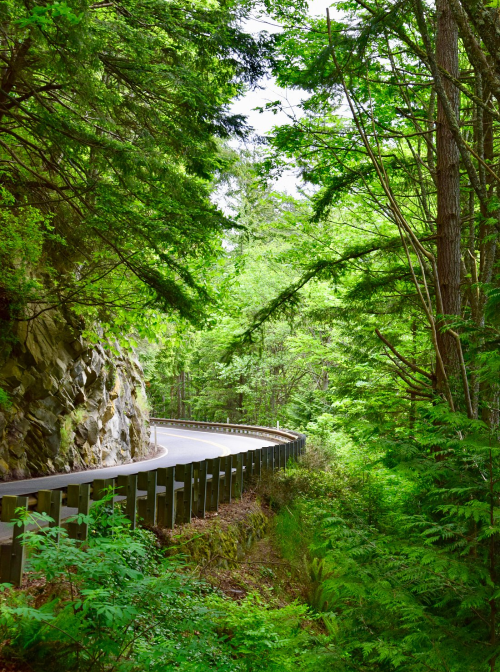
[1,0,500,670]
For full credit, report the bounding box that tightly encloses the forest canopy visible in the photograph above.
[0,0,271,344]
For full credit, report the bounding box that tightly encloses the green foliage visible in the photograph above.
[0,0,272,340]
[0,493,319,671]
[215,594,314,671]
[0,186,48,336]
[266,411,500,672]
[0,387,11,410]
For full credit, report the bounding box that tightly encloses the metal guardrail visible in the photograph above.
[151,418,301,442]
[0,420,306,586]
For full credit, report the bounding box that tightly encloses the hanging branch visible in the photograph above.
[376,329,434,380]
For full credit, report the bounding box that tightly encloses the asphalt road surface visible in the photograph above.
[0,426,270,497]
[0,426,272,540]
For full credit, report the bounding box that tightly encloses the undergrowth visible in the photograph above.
[259,430,499,672]
[0,493,321,672]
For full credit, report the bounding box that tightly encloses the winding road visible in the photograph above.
[0,425,272,539]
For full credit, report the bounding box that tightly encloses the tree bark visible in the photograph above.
[436,0,461,392]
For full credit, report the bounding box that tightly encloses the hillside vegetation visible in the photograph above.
[1,0,500,670]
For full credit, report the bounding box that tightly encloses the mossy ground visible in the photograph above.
[153,490,305,605]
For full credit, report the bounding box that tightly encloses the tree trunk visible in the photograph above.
[435,0,461,392]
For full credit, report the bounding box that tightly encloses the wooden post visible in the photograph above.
[248,450,255,479]
[175,464,184,524]
[182,463,193,523]
[242,451,249,490]
[267,446,274,471]
[197,460,207,518]
[207,458,220,511]
[67,483,91,541]
[192,462,200,511]
[255,448,262,478]
[206,460,213,509]
[92,478,114,501]
[157,468,167,488]
[222,455,232,503]
[175,489,184,525]
[0,495,28,586]
[280,444,287,470]
[261,447,267,472]
[235,453,244,498]
[137,471,157,525]
[156,468,167,527]
[219,457,227,503]
[37,489,62,542]
[116,474,138,529]
[157,492,166,526]
[274,444,280,470]
[165,466,176,528]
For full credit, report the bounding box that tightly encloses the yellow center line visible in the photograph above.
[156,431,232,457]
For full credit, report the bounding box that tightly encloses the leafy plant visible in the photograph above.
[0,492,321,672]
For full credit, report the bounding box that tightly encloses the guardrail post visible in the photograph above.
[182,463,193,523]
[197,461,207,518]
[280,443,287,470]
[267,446,274,471]
[137,471,157,525]
[248,450,255,480]
[240,452,247,491]
[67,483,90,541]
[37,489,62,541]
[207,458,220,511]
[234,453,244,498]
[255,448,262,478]
[156,491,167,527]
[222,455,232,503]
[261,447,268,471]
[165,466,176,527]
[0,495,28,586]
[116,474,137,529]
[175,464,185,524]
[92,478,114,501]
[192,462,199,511]
[274,445,280,470]
[156,468,167,527]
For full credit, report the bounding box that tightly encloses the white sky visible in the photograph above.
[230,0,336,194]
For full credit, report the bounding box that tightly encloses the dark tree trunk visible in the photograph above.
[435,0,461,391]
[238,373,244,418]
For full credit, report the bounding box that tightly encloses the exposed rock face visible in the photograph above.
[0,313,150,479]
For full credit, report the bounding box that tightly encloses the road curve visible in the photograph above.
[0,425,271,497]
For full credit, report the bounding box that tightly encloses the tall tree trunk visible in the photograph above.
[238,373,244,419]
[435,0,461,392]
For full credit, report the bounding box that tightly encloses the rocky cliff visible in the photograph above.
[0,313,150,479]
